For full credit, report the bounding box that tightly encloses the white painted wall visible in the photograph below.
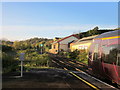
[59,36,78,51]
[59,44,68,51]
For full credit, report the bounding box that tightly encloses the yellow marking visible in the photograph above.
[95,36,120,40]
[102,36,120,40]
[69,72,100,90]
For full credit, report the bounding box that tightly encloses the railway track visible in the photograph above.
[50,59,99,89]
[50,54,88,72]
[49,53,119,90]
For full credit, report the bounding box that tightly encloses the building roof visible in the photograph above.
[71,35,98,45]
[77,35,98,42]
[52,34,79,44]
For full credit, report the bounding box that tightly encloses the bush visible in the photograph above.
[2,45,13,52]
[33,53,50,66]
[76,50,88,64]
[16,50,51,71]
[69,49,80,59]
[19,49,50,67]
[59,49,88,64]
[2,52,19,73]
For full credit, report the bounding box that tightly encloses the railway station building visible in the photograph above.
[70,35,98,52]
[49,34,79,54]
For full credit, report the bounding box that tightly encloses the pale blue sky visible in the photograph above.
[2,2,118,41]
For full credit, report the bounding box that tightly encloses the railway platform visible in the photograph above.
[2,68,118,90]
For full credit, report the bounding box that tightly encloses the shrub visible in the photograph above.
[69,49,80,59]
[2,52,19,73]
[20,49,50,67]
[59,49,88,65]
[76,50,88,64]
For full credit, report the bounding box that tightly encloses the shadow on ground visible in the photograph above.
[2,68,92,89]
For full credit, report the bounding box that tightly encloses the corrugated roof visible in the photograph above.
[77,35,98,42]
[71,35,98,45]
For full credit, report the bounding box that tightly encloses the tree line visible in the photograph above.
[77,26,120,38]
[2,37,53,52]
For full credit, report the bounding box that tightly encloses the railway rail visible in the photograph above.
[49,53,118,90]
[50,54,89,73]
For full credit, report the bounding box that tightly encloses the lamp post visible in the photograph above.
[19,53,25,77]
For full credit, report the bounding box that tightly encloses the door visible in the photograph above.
[92,43,101,75]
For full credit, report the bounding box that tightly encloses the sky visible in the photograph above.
[1,2,118,41]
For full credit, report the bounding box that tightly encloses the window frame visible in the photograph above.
[102,44,119,65]
[93,44,99,61]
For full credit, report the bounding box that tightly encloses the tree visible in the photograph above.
[92,26,99,35]
[13,41,21,50]
[2,45,13,52]
[2,45,18,73]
